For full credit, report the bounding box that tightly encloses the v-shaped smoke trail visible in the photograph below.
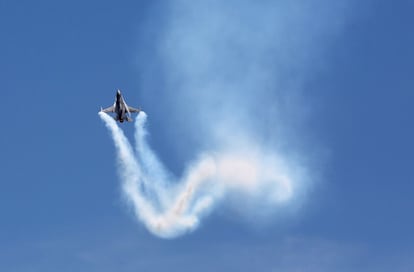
[99,111,299,238]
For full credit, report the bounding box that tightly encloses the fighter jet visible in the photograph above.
[101,89,141,123]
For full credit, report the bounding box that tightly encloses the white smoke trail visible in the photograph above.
[100,111,301,238]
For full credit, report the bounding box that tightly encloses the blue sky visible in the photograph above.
[1,0,413,271]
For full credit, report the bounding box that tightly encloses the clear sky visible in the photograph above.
[1,0,413,271]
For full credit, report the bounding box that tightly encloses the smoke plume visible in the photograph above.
[100,0,350,238]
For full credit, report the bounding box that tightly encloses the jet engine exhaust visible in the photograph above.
[99,111,304,238]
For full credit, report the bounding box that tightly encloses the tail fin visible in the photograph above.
[126,116,133,122]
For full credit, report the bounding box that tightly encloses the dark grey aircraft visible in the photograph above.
[101,89,141,123]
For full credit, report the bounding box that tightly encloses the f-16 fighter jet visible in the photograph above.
[101,89,141,123]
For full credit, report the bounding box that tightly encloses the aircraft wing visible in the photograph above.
[101,105,115,113]
[127,106,141,113]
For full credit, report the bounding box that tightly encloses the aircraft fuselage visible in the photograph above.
[114,90,127,122]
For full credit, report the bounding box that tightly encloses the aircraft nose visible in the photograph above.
[117,89,121,95]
